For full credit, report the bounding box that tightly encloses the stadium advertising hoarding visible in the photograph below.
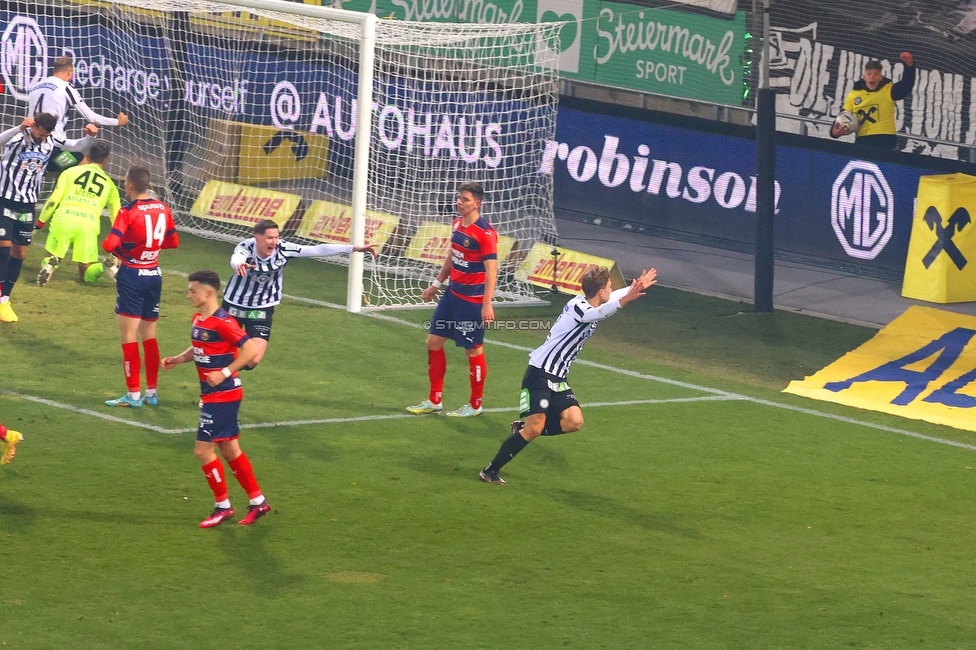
[549,107,964,276]
[310,0,748,104]
[191,180,301,228]
[785,306,976,433]
[297,200,400,253]
[515,242,625,294]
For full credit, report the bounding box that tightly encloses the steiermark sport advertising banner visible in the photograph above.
[329,0,747,105]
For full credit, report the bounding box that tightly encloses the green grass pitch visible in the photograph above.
[2,229,976,648]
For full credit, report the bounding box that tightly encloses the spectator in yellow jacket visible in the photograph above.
[831,52,916,149]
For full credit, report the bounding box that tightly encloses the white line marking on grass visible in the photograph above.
[163,270,976,451]
[0,388,180,434]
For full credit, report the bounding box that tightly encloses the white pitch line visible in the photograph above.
[0,392,736,435]
[163,270,976,451]
[0,388,178,434]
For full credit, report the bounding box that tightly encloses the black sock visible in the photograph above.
[0,247,10,288]
[486,432,529,473]
[2,256,22,298]
[542,413,564,436]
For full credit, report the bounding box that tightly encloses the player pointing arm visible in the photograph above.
[479,266,657,485]
[223,219,375,370]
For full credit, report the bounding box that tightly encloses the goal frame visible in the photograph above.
[204,0,376,313]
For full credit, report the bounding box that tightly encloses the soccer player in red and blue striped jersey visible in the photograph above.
[102,166,179,408]
[162,270,270,528]
[407,182,498,417]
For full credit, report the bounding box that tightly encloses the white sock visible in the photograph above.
[145,389,157,398]
[216,499,231,509]
[249,495,266,506]
[0,296,7,304]
[128,391,141,401]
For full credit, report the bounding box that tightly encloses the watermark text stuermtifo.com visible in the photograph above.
[424,319,554,331]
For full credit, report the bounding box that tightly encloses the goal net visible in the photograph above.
[0,0,560,309]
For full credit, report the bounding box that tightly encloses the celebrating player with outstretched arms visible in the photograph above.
[222,219,376,370]
[102,166,179,407]
[479,265,657,485]
[162,270,270,528]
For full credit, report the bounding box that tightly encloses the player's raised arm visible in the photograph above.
[67,85,126,128]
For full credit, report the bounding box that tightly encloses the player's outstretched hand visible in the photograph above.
[117,112,130,126]
[354,243,378,257]
[234,262,256,276]
[83,124,99,137]
[900,51,914,66]
[161,356,181,370]
[637,268,658,290]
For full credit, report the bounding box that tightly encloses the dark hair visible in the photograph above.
[32,112,57,133]
[87,140,111,164]
[581,265,611,298]
[188,270,221,291]
[52,57,73,74]
[126,166,151,193]
[864,60,883,72]
[459,182,484,202]
[253,219,280,235]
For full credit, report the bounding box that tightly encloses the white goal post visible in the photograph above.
[0,0,561,311]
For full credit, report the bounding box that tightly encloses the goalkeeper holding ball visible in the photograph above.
[35,140,122,286]
[830,52,916,149]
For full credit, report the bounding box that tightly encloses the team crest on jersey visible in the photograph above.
[201,332,210,341]
[463,238,471,247]
[539,398,549,409]
[256,274,270,284]
[854,97,862,105]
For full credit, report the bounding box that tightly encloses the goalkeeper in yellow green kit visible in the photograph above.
[35,140,122,285]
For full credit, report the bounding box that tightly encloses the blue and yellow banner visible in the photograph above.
[784,306,976,432]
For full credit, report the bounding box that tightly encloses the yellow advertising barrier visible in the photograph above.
[902,173,976,303]
[191,180,300,229]
[238,124,329,185]
[515,243,625,295]
[297,200,399,253]
[784,306,976,432]
[202,120,329,186]
[404,222,515,265]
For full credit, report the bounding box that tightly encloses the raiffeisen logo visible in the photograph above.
[539,135,781,213]
[831,160,894,260]
[1,16,48,101]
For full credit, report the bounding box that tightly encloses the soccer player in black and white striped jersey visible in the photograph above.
[479,265,657,485]
[223,219,376,369]
[28,57,129,172]
[0,113,97,322]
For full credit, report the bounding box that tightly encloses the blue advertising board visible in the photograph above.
[548,107,960,275]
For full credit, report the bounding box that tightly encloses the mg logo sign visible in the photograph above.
[1,17,47,101]
[831,160,894,260]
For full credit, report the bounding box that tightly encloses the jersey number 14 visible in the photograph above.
[145,214,167,248]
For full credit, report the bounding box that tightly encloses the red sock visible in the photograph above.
[428,348,446,404]
[121,342,141,393]
[202,458,229,503]
[0,424,6,441]
[228,452,263,500]
[468,353,486,410]
[143,338,160,390]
